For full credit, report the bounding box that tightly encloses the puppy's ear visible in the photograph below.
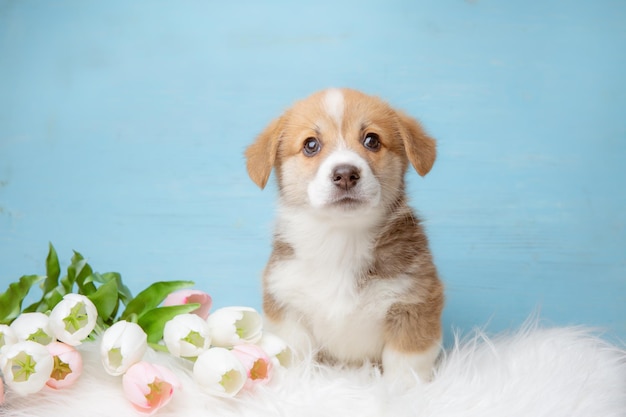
[245,116,283,189]
[397,111,437,177]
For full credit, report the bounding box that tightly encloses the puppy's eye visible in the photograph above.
[363,133,381,152]
[303,137,322,156]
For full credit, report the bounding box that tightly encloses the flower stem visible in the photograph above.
[148,342,170,353]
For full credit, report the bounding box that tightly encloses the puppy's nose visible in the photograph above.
[332,164,360,190]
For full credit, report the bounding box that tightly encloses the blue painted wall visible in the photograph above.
[1,0,625,343]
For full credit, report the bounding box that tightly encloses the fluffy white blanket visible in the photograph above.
[2,324,625,417]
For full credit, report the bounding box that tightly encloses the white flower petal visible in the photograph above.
[49,294,98,346]
[163,313,211,358]
[0,324,18,350]
[10,312,54,345]
[207,307,262,347]
[258,331,293,367]
[0,341,54,396]
[193,347,247,397]
[100,321,147,376]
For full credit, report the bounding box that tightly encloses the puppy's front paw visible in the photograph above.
[382,343,441,390]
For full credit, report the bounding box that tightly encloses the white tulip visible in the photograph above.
[258,331,293,367]
[0,324,18,351]
[207,307,262,347]
[163,313,211,358]
[0,341,54,396]
[10,312,54,345]
[100,321,147,376]
[193,347,247,397]
[49,293,98,346]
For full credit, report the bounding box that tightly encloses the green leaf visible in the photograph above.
[24,243,65,313]
[121,280,194,321]
[137,304,200,344]
[60,251,81,293]
[42,287,65,311]
[69,251,96,295]
[60,273,73,294]
[43,242,61,294]
[0,275,44,324]
[97,272,133,305]
[87,279,119,322]
[23,285,65,313]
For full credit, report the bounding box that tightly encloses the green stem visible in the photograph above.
[148,342,170,353]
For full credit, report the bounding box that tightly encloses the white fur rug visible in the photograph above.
[2,324,625,417]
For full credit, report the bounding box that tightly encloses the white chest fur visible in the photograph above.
[266,205,412,363]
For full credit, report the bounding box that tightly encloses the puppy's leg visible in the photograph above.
[382,301,443,385]
[382,341,441,385]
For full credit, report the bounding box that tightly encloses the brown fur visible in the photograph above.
[371,198,444,353]
[261,240,292,322]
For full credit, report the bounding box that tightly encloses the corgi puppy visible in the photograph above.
[245,88,444,384]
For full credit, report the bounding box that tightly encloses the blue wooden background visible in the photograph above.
[1,0,625,344]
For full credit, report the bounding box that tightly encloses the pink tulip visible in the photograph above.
[163,290,212,320]
[122,362,180,415]
[46,342,83,389]
[231,344,273,387]
[0,376,4,405]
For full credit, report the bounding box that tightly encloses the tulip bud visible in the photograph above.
[0,341,54,395]
[231,344,273,386]
[122,361,180,415]
[206,307,262,347]
[163,289,212,320]
[100,321,147,376]
[10,312,54,345]
[0,324,18,351]
[257,331,293,368]
[49,293,98,346]
[193,347,247,397]
[162,314,211,358]
[46,341,83,389]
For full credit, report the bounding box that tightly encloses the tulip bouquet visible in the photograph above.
[0,244,291,414]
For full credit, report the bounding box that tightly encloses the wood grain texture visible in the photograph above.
[1,0,624,343]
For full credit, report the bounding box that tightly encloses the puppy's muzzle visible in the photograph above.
[332,164,361,191]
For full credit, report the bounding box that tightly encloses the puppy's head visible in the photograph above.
[246,88,436,214]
